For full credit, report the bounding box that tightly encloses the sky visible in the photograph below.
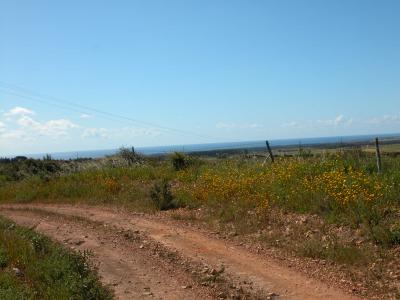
[1,0,399,155]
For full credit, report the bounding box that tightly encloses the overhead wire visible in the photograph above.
[0,81,214,140]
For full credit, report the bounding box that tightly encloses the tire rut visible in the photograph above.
[0,204,363,300]
[0,209,214,300]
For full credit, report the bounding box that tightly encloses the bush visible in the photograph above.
[300,238,325,259]
[0,247,7,269]
[150,180,176,210]
[299,238,366,265]
[370,224,400,246]
[0,157,61,181]
[170,152,189,171]
[118,147,142,165]
[390,226,400,245]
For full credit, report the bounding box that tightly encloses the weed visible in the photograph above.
[299,238,366,265]
[170,152,189,171]
[299,238,325,259]
[150,180,176,210]
[118,147,143,165]
[0,217,113,299]
[0,247,7,269]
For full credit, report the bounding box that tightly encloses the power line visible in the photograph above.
[0,81,213,140]
[0,88,137,125]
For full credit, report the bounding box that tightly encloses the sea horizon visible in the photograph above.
[12,132,399,160]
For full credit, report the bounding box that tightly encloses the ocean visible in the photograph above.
[23,133,400,160]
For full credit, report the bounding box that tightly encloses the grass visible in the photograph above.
[0,216,112,300]
[299,238,367,265]
[0,164,172,211]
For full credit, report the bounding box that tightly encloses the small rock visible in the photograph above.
[12,267,22,277]
[228,231,238,237]
[217,291,227,298]
[181,285,192,289]
[70,239,85,246]
[267,292,279,299]
[284,226,291,236]
[299,216,308,224]
[139,245,144,249]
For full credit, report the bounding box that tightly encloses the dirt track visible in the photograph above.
[0,204,362,300]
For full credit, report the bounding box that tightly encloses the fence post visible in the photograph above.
[265,140,274,163]
[375,137,382,173]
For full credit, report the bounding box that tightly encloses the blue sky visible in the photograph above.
[1,0,399,155]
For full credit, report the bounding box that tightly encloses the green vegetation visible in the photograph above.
[170,152,189,171]
[1,147,400,267]
[150,180,176,210]
[0,216,112,300]
[299,238,366,265]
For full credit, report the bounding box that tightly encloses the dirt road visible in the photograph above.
[0,204,362,300]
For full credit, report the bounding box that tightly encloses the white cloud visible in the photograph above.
[216,122,264,129]
[0,130,33,142]
[1,106,78,141]
[4,106,35,118]
[81,126,161,140]
[40,119,78,137]
[248,123,263,128]
[81,128,110,139]
[44,119,77,130]
[216,122,235,129]
[283,115,353,129]
[14,115,78,138]
[282,121,301,128]
[317,115,353,127]
[367,114,400,125]
[80,113,93,119]
[17,115,41,128]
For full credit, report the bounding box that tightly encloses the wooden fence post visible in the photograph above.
[375,137,382,173]
[266,140,274,163]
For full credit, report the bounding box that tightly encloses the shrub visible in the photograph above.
[118,147,142,165]
[170,152,189,171]
[300,238,325,259]
[390,226,400,245]
[150,180,176,210]
[0,247,7,269]
[299,238,366,265]
[370,223,400,246]
[0,157,61,181]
